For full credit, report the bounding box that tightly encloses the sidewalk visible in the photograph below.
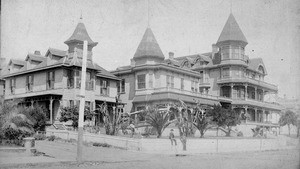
[0,140,156,168]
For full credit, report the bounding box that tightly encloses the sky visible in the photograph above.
[1,0,300,99]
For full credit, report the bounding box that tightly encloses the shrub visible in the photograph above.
[92,142,111,148]
[48,135,56,141]
[34,133,46,140]
[237,131,243,137]
[3,127,32,142]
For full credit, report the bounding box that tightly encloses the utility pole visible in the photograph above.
[77,40,88,163]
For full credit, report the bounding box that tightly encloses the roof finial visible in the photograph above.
[80,10,83,21]
[230,0,232,13]
[147,0,150,27]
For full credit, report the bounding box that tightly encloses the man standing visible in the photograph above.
[169,129,177,146]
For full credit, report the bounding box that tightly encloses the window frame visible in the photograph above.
[137,74,146,89]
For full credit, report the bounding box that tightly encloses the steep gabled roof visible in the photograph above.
[217,13,248,45]
[133,28,164,60]
[64,22,98,46]
[25,54,46,62]
[248,58,267,74]
[9,59,26,66]
[46,48,67,57]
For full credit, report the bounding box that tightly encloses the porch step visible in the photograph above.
[53,123,66,130]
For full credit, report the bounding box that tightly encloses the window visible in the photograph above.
[75,70,93,90]
[137,74,146,89]
[26,75,34,92]
[149,74,153,88]
[181,78,184,90]
[76,70,81,88]
[199,71,204,83]
[166,75,174,88]
[100,79,110,96]
[66,69,74,88]
[10,78,16,94]
[137,106,146,121]
[117,79,126,94]
[85,71,94,90]
[121,79,125,93]
[46,71,55,89]
[69,100,74,107]
[191,80,198,92]
[222,68,230,78]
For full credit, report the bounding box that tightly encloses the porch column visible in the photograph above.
[254,108,258,122]
[244,106,248,122]
[49,98,53,124]
[31,101,34,108]
[245,84,248,100]
[262,109,265,123]
[262,89,265,101]
[231,84,234,99]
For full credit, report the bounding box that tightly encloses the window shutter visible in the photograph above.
[46,72,49,89]
[107,81,110,95]
[31,75,34,91]
[26,76,29,91]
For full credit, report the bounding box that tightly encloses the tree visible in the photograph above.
[168,100,192,151]
[59,106,93,129]
[96,101,123,135]
[19,106,48,132]
[279,110,297,136]
[209,104,241,137]
[145,106,172,138]
[0,100,35,143]
[192,105,212,138]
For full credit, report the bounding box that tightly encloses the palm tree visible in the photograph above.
[145,107,172,138]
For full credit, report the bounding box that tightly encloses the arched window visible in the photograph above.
[258,65,265,74]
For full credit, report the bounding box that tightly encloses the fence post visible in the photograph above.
[126,140,128,150]
[216,138,219,153]
[260,138,262,151]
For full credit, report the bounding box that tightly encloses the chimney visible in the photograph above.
[130,59,135,67]
[34,51,41,55]
[211,44,218,59]
[169,52,174,60]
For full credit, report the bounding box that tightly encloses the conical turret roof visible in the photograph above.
[64,21,98,46]
[217,13,248,45]
[133,28,164,60]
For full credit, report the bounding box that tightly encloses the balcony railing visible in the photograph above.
[217,76,278,91]
[232,98,281,110]
[153,87,219,100]
[199,78,210,84]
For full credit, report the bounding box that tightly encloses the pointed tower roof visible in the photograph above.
[133,28,164,60]
[217,13,248,45]
[64,21,98,46]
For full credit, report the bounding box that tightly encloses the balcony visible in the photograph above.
[153,87,219,100]
[217,76,278,91]
[232,98,282,110]
[199,78,210,87]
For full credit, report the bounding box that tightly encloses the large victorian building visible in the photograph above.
[112,13,281,135]
[0,20,120,125]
